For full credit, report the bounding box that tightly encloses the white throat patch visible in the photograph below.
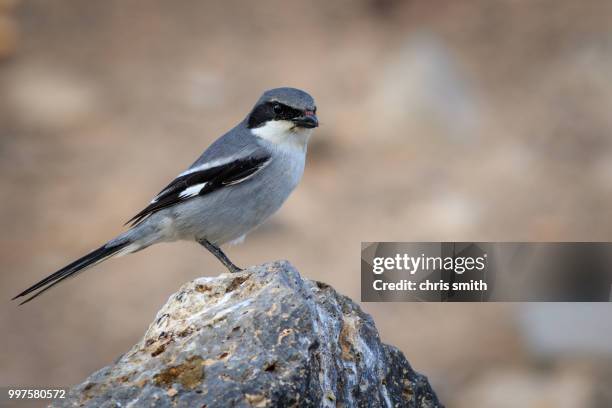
[251,120,312,150]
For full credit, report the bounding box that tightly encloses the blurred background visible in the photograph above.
[2,0,612,406]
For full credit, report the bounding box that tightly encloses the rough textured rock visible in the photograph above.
[53,261,442,408]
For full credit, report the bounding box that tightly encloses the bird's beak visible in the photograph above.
[292,111,318,129]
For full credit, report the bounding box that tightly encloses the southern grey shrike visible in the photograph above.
[13,87,318,305]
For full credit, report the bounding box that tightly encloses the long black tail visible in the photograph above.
[12,241,130,305]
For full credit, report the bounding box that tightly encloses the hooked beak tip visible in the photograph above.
[293,115,318,129]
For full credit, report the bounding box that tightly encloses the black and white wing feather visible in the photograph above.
[126,152,271,226]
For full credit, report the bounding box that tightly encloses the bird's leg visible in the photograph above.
[197,238,243,273]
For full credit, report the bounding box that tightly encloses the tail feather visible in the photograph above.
[13,241,130,305]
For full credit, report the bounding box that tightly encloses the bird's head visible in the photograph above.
[247,87,318,147]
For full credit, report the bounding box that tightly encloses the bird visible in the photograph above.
[13,87,318,305]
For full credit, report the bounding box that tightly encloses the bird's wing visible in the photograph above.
[126,148,271,226]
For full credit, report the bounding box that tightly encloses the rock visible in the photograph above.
[53,261,442,408]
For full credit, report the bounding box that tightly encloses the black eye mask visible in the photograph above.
[248,102,304,128]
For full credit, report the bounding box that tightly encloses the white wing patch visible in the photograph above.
[128,151,271,226]
[178,157,234,177]
[178,182,207,199]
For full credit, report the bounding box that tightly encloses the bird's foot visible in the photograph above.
[197,238,243,274]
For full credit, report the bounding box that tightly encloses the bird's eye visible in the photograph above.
[273,104,282,114]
